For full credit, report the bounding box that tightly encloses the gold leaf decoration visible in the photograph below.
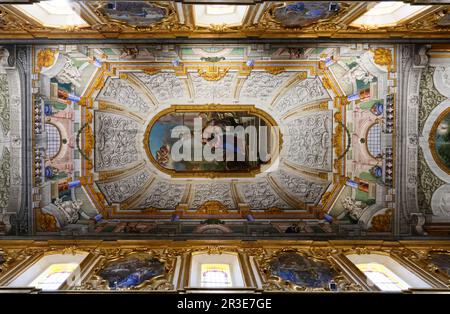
[36,208,59,232]
[265,67,286,75]
[369,209,392,232]
[196,201,228,215]
[372,48,392,69]
[143,68,161,75]
[197,66,229,81]
[83,124,94,157]
[208,23,231,33]
[37,48,56,72]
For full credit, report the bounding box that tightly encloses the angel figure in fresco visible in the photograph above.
[341,63,374,86]
[120,47,139,59]
[277,48,305,59]
[55,55,82,88]
[200,113,246,162]
[54,198,83,225]
[340,196,367,221]
[156,144,170,166]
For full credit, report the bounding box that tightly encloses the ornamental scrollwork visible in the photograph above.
[283,110,333,172]
[97,169,152,204]
[273,169,328,205]
[239,181,290,210]
[190,183,236,210]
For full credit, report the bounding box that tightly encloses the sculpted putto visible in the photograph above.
[341,196,367,221]
[42,198,83,229]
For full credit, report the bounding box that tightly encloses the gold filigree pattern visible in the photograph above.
[208,23,232,33]
[197,65,229,81]
[368,209,393,232]
[35,209,59,232]
[196,201,229,215]
[0,241,449,291]
[372,48,393,70]
[0,2,444,39]
[265,66,286,75]
[36,48,56,72]
[83,124,94,158]
[333,121,344,171]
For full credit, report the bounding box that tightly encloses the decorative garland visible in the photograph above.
[76,122,92,161]
[336,121,351,160]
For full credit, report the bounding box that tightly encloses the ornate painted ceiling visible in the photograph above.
[0,2,449,240]
[1,41,449,238]
[0,42,405,237]
[0,1,449,39]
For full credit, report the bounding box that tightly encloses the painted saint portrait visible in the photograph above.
[432,110,450,173]
[429,252,450,277]
[101,1,168,27]
[146,107,278,176]
[99,254,165,289]
[273,2,340,28]
[267,252,334,288]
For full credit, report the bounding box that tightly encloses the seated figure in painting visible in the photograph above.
[99,255,165,289]
[200,112,248,168]
[273,2,340,28]
[341,64,374,86]
[148,107,275,175]
[429,253,450,277]
[268,252,334,289]
[156,144,170,166]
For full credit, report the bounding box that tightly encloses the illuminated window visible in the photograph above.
[193,5,248,27]
[28,263,79,291]
[206,5,237,15]
[189,253,245,289]
[7,252,87,291]
[351,2,429,29]
[346,253,431,291]
[14,0,88,28]
[201,264,232,288]
[356,262,409,291]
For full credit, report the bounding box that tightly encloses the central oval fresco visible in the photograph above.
[144,105,281,178]
[430,107,450,174]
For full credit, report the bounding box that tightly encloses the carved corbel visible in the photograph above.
[410,212,428,235]
[413,45,431,68]
[0,213,12,235]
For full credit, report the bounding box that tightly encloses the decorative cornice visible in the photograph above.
[0,2,449,39]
